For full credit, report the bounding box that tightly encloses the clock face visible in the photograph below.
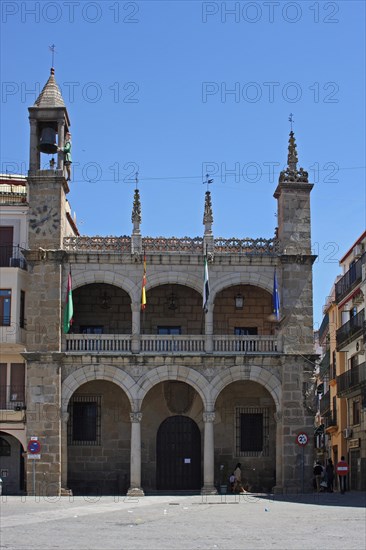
[30,205,60,235]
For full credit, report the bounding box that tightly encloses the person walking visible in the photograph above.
[336,456,349,494]
[326,458,334,493]
[233,463,245,493]
[313,461,323,492]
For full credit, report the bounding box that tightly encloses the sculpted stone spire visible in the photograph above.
[132,188,141,225]
[203,191,213,227]
[287,131,298,171]
[278,131,309,184]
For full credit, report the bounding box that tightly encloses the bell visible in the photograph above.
[39,127,57,154]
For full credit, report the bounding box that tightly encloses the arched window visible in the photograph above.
[0,437,11,456]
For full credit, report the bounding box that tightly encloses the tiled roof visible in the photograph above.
[34,68,65,107]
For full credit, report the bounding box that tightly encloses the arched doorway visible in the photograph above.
[156,416,201,490]
[0,432,25,495]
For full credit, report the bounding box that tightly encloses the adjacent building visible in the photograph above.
[316,232,366,490]
[1,68,317,496]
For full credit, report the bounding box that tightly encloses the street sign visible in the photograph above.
[296,432,309,446]
[27,454,41,460]
[27,440,41,454]
[336,461,349,476]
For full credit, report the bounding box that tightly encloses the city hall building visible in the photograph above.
[0,69,316,496]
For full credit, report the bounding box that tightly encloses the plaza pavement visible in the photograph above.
[1,491,365,550]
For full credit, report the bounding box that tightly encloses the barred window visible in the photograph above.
[68,395,101,445]
[236,407,269,457]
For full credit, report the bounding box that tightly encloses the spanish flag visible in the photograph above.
[141,252,147,310]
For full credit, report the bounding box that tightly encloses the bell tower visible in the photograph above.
[25,68,72,352]
[27,68,71,251]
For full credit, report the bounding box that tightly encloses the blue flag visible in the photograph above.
[273,270,280,321]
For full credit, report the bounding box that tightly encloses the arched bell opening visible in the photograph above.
[140,380,204,492]
[214,380,277,493]
[66,380,131,496]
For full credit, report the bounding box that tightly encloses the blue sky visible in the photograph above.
[1,0,365,327]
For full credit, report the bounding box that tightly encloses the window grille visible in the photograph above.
[236,407,269,457]
[68,395,101,446]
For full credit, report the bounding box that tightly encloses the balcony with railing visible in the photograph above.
[0,245,27,269]
[324,414,337,429]
[0,184,27,205]
[337,362,366,397]
[0,385,25,410]
[335,252,366,303]
[336,309,364,350]
[319,350,330,380]
[319,390,330,415]
[65,334,280,355]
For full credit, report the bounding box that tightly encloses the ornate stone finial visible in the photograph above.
[203,190,213,226]
[287,131,298,171]
[131,188,141,224]
[278,131,309,184]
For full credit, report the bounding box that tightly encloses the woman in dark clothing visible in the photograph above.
[326,458,334,492]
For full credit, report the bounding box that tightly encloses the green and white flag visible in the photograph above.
[203,255,210,313]
[63,271,74,333]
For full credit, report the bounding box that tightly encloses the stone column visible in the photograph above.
[204,305,214,353]
[273,411,284,493]
[201,411,217,494]
[57,119,65,171]
[131,303,141,353]
[60,412,69,491]
[127,412,144,496]
[29,119,39,173]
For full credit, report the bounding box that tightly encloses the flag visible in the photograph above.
[63,271,73,333]
[273,269,280,321]
[141,252,147,310]
[203,254,210,313]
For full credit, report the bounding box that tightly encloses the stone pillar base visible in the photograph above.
[201,485,218,495]
[61,487,73,497]
[272,485,284,494]
[127,487,145,497]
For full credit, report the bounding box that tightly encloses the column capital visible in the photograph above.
[274,411,283,423]
[130,412,143,423]
[203,411,215,423]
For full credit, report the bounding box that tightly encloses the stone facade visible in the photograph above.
[3,70,317,497]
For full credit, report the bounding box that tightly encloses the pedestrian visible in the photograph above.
[233,463,245,493]
[58,132,72,181]
[336,456,349,494]
[313,461,323,492]
[326,458,334,493]
[229,472,235,492]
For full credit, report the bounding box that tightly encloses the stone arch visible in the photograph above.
[210,365,281,412]
[0,430,26,451]
[209,272,273,305]
[69,270,136,302]
[135,365,211,410]
[141,271,203,298]
[61,365,136,412]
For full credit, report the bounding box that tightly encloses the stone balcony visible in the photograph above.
[64,334,280,355]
